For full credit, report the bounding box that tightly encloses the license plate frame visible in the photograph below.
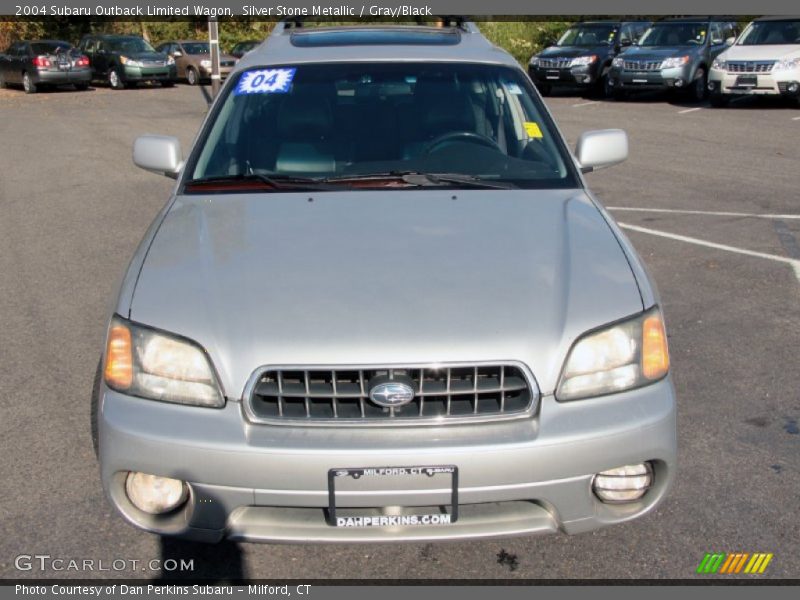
[736,74,757,87]
[327,465,459,527]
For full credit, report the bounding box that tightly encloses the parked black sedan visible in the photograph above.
[0,40,91,94]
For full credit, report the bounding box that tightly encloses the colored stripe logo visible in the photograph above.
[697,552,773,574]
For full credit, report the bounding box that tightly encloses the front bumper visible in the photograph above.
[529,65,599,88]
[608,66,690,91]
[708,68,800,96]
[122,65,177,82]
[99,378,677,543]
[199,65,234,79]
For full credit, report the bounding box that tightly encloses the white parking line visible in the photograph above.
[607,207,800,220]
[792,116,800,121]
[677,107,703,114]
[618,222,800,283]
[572,101,597,107]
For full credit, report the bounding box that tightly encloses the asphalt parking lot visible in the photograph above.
[0,81,798,580]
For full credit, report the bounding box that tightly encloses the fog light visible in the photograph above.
[788,82,799,93]
[125,472,189,515]
[674,79,684,87]
[593,463,653,503]
[707,82,716,90]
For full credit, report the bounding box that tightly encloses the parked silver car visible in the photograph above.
[94,21,676,543]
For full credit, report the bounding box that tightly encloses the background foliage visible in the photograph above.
[0,17,754,64]
[0,18,581,63]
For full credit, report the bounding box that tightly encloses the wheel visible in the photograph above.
[22,71,37,94]
[108,67,125,90]
[90,359,102,458]
[0,71,6,89]
[161,80,175,88]
[709,93,730,108]
[690,68,707,102]
[612,88,628,101]
[186,67,198,86]
[74,82,89,91]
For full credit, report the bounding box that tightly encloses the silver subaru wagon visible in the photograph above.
[94,20,676,543]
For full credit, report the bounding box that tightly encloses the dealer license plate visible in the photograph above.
[327,465,458,527]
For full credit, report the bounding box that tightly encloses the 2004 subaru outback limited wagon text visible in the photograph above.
[94,21,676,543]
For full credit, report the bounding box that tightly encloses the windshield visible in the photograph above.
[638,23,707,47]
[31,42,71,55]
[182,42,210,55]
[189,62,577,190]
[108,38,156,54]
[557,25,616,47]
[738,20,800,45]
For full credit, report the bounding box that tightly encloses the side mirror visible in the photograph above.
[575,129,628,173]
[620,39,633,47]
[133,135,183,178]
[725,36,736,46]
[172,51,183,57]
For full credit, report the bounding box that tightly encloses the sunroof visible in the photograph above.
[290,28,461,48]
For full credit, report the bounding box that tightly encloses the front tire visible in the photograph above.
[0,71,7,89]
[690,68,707,102]
[161,80,175,88]
[186,67,198,86]
[108,67,125,90]
[22,71,37,94]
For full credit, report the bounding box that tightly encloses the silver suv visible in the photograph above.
[94,21,676,543]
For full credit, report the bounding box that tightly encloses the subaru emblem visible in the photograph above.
[369,381,415,408]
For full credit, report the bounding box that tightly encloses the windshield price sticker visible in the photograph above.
[234,68,296,95]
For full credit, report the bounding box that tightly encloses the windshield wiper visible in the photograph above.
[323,171,519,190]
[184,173,337,191]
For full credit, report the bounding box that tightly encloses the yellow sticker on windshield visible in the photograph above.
[524,122,543,138]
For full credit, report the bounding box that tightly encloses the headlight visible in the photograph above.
[119,56,142,67]
[660,56,690,69]
[612,56,625,67]
[556,307,669,401]
[570,55,598,67]
[103,316,224,407]
[529,56,540,67]
[773,58,800,71]
[711,58,728,71]
[200,59,212,68]
[166,55,175,65]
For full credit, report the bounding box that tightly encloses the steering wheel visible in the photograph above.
[424,131,502,155]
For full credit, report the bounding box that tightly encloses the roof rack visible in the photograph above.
[271,16,480,36]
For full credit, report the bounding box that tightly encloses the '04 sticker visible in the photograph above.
[234,68,296,96]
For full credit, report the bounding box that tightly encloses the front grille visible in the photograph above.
[142,60,166,67]
[245,364,536,425]
[727,61,774,73]
[538,57,572,69]
[623,60,662,71]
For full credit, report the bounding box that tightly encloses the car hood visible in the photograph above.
[186,52,237,61]
[125,51,168,61]
[619,46,699,60]
[537,45,611,60]
[718,44,800,61]
[129,190,643,397]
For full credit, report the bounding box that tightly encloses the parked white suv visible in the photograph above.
[709,16,800,107]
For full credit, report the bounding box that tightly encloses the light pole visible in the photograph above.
[208,16,221,97]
